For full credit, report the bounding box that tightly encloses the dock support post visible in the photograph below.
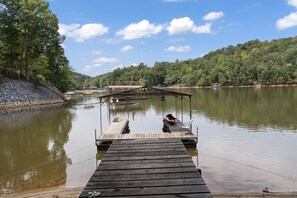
[95,129,97,145]
[189,95,192,132]
[99,98,103,134]
[189,96,192,119]
[196,126,198,142]
[181,96,184,123]
[175,96,178,118]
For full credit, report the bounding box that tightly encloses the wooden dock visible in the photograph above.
[96,132,197,149]
[104,117,129,134]
[80,139,212,197]
[97,117,197,149]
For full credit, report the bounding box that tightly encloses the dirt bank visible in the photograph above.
[16,187,297,198]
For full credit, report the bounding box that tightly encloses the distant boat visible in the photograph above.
[255,84,262,88]
[83,105,94,109]
[83,91,94,95]
[213,83,219,89]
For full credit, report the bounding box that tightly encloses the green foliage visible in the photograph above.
[0,0,73,91]
[71,72,91,89]
[85,36,297,87]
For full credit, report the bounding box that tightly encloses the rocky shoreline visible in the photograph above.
[0,81,65,110]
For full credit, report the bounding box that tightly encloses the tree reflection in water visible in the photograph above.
[0,105,74,195]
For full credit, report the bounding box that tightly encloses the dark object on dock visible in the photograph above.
[262,187,269,193]
[80,139,212,197]
[163,117,190,133]
[164,113,177,125]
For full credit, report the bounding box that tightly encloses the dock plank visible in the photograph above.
[80,185,210,197]
[100,158,193,165]
[102,154,191,161]
[104,150,188,157]
[85,178,206,189]
[98,132,196,140]
[94,167,199,176]
[89,172,202,182]
[80,139,212,197]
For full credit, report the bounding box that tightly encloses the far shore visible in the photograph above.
[16,186,297,198]
[168,83,297,89]
[1,82,296,111]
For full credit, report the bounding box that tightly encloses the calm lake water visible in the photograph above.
[1,87,297,195]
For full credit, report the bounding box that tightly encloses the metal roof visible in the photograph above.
[98,86,192,100]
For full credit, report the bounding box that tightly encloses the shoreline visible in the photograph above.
[168,84,297,89]
[15,186,297,198]
[0,100,65,111]
[0,81,66,110]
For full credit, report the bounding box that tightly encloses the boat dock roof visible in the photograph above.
[98,86,192,100]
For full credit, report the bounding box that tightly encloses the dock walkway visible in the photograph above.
[80,139,212,197]
[104,117,129,134]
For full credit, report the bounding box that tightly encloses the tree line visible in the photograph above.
[89,36,297,87]
[0,0,72,92]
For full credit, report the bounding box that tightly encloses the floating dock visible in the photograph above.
[96,118,197,149]
[80,139,212,197]
[103,117,130,134]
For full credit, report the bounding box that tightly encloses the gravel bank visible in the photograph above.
[0,81,65,110]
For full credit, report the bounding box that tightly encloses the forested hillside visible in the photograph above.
[0,0,72,92]
[88,37,297,87]
[72,72,91,89]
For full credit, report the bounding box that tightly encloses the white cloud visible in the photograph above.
[120,45,134,52]
[83,65,91,72]
[59,24,80,35]
[101,38,122,44]
[59,23,108,42]
[203,11,224,21]
[60,43,66,49]
[91,50,102,55]
[93,57,118,64]
[167,17,211,35]
[83,57,118,72]
[116,20,163,40]
[276,12,297,30]
[165,45,191,52]
[192,23,212,33]
[112,64,124,70]
[288,0,297,8]
[168,37,185,43]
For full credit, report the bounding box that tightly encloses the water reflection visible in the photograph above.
[180,87,297,131]
[1,87,297,195]
[107,87,297,132]
[0,105,74,195]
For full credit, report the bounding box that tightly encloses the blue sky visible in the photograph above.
[47,0,297,77]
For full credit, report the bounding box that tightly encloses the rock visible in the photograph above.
[0,81,64,109]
